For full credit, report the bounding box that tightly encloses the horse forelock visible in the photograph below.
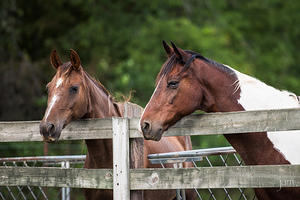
[48,59,113,103]
[47,63,71,91]
[156,55,177,85]
[59,62,74,78]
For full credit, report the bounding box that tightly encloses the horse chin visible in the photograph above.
[144,134,162,141]
[42,129,62,143]
[43,136,59,143]
[153,134,162,141]
[143,129,163,141]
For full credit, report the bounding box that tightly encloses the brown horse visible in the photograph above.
[140,41,300,200]
[39,49,197,200]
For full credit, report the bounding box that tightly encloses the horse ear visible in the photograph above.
[70,49,81,71]
[50,50,62,70]
[170,41,184,61]
[162,40,173,57]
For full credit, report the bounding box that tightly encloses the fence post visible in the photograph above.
[61,161,71,200]
[122,102,144,200]
[113,117,130,200]
[61,161,65,200]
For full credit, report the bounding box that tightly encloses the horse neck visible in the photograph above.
[83,72,121,118]
[195,62,291,165]
[194,62,243,112]
[83,72,121,168]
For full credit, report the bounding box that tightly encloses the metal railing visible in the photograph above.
[0,147,260,199]
[0,155,85,200]
[148,147,257,200]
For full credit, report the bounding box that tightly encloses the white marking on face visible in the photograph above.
[140,77,163,131]
[233,68,300,164]
[44,77,64,120]
[56,78,63,88]
[45,94,59,120]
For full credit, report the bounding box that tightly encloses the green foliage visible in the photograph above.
[1,1,300,198]
[1,0,300,155]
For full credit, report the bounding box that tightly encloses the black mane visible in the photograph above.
[156,50,235,84]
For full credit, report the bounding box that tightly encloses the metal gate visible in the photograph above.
[148,147,257,200]
[1,147,256,200]
[0,155,85,200]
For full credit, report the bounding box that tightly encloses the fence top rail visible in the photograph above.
[1,108,300,142]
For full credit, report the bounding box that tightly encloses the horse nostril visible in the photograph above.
[141,121,151,133]
[47,123,55,133]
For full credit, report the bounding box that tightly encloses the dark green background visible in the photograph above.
[1,0,299,156]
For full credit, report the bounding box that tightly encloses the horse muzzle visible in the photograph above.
[39,121,62,143]
[141,120,163,141]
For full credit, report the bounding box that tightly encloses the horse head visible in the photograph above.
[140,41,209,141]
[40,50,91,142]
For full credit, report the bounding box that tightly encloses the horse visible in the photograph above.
[39,49,197,200]
[140,41,300,200]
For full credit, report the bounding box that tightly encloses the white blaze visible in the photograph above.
[139,77,163,131]
[233,69,300,164]
[56,78,63,88]
[45,94,59,120]
[45,78,64,120]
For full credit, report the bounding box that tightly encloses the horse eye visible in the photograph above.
[69,86,78,94]
[167,81,179,89]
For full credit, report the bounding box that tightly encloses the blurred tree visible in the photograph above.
[1,0,300,152]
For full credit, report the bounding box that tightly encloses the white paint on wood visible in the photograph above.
[112,117,130,200]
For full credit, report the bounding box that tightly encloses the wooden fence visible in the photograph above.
[1,105,300,200]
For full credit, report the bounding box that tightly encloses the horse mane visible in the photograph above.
[83,71,111,98]
[82,68,122,116]
[156,50,235,85]
[83,69,133,103]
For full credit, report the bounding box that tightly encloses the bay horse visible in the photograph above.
[140,41,300,200]
[39,49,197,200]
